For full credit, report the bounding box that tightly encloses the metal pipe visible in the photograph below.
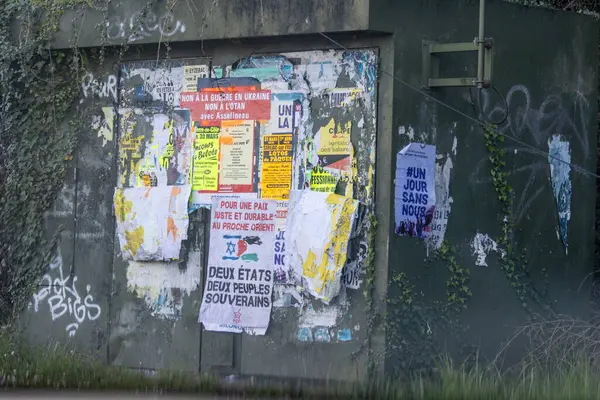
[477,0,485,88]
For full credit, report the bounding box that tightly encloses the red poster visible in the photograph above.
[181,87,271,122]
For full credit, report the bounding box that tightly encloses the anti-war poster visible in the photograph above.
[199,196,277,335]
[394,143,436,239]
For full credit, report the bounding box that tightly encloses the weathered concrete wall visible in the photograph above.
[50,0,371,49]
[23,31,393,382]
[372,0,598,373]
[20,0,598,384]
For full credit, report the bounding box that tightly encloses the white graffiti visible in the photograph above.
[81,73,118,102]
[32,250,101,337]
[106,11,186,43]
[468,84,591,227]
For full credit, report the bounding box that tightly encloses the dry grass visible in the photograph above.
[5,316,600,399]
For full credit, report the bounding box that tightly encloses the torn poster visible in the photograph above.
[394,143,436,239]
[273,230,287,283]
[199,197,277,335]
[285,190,359,304]
[548,134,571,252]
[114,185,191,261]
[120,111,193,189]
[183,65,209,92]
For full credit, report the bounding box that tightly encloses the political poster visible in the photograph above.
[394,143,436,239]
[180,87,271,122]
[199,197,277,335]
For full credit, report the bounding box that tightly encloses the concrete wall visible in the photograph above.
[20,0,598,383]
[374,0,598,372]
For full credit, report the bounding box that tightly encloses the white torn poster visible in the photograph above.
[394,143,436,239]
[285,190,358,304]
[114,185,191,261]
[199,197,277,335]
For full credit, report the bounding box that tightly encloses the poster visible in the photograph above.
[199,197,277,334]
[180,88,271,122]
[261,134,293,200]
[192,124,220,191]
[183,65,209,92]
[309,166,339,193]
[285,190,358,304]
[114,185,192,261]
[220,120,255,187]
[318,118,352,156]
[394,143,436,238]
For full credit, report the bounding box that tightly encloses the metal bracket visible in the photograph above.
[422,38,494,89]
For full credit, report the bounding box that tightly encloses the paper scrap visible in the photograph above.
[114,185,191,261]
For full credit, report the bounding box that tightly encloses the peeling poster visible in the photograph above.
[548,134,571,252]
[114,185,191,261]
[394,143,436,239]
[285,190,359,304]
[199,197,277,335]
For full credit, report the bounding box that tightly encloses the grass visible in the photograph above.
[4,322,600,399]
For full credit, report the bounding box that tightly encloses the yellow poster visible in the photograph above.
[309,166,339,193]
[192,125,220,191]
[261,134,293,200]
[220,120,254,185]
[318,118,351,155]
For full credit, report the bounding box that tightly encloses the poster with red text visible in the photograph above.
[180,88,271,122]
[199,196,277,335]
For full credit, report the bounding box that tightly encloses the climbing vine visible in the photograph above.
[0,1,88,325]
[438,241,471,312]
[0,0,183,326]
[363,214,378,308]
[484,125,550,312]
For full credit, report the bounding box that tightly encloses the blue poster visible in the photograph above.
[394,143,436,239]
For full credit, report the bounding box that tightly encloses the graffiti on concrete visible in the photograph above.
[81,73,118,102]
[31,250,101,337]
[469,85,590,228]
[106,11,186,43]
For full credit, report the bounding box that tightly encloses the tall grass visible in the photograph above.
[4,315,600,399]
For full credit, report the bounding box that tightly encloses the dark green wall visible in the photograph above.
[374,0,598,373]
